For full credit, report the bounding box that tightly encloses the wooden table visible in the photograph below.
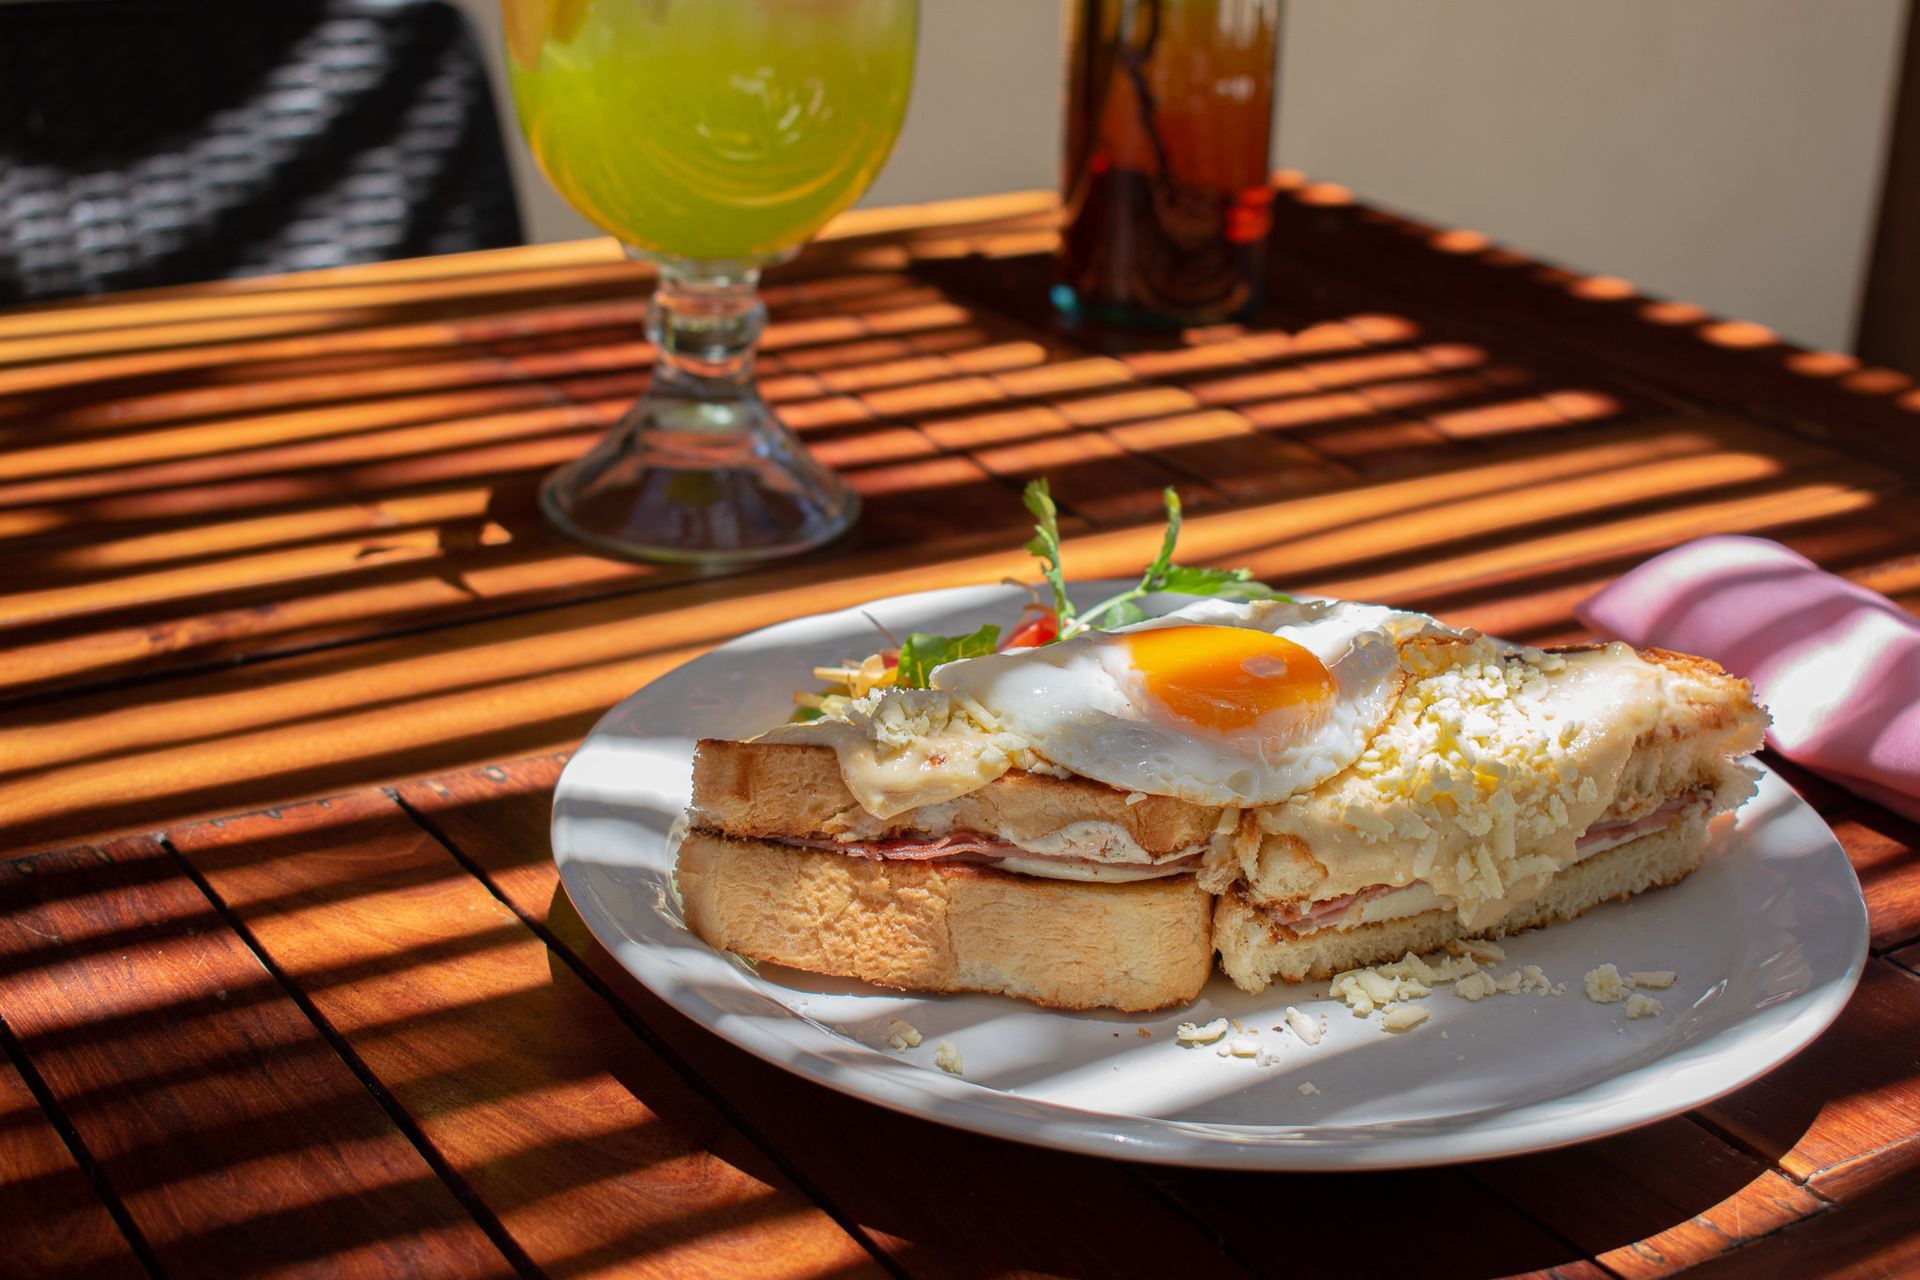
[3,184,1918,1279]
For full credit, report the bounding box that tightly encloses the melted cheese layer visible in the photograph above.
[761,688,1027,818]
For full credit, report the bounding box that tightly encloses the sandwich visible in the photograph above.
[676,593,1472,1011]
[670,483,1767,1011]
[1207,635,1767,991]
[676,739,1220,1012]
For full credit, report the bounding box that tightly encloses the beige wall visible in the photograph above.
[463,0,1905,352]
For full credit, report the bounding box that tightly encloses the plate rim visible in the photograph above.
[551,582,1872,1170]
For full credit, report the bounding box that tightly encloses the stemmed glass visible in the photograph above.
[502,0,919,562]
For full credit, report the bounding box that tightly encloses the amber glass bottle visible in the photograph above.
[1055,0,1281,327]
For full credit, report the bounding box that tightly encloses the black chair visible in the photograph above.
[0,0,525,306]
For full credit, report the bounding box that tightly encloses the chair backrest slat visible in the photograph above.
[0,0,524,305]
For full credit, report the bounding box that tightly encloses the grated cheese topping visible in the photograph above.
[1245,639,1688,929]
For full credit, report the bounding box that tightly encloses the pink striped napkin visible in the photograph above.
[1576,535,1920,820]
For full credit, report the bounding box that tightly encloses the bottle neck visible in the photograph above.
[647,263,766,389]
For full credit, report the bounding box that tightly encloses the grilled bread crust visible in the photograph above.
[675,831,1214,1012]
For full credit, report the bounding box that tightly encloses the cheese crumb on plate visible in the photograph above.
[1624,993,1664,1019]
[1382,1003,1430,1032]
[934,1039,964,1075]
[1176,1017,1230,1045]
[886,1018,922,1050]
[1283,1005,1324,1046]
[1584,963,1628,1003]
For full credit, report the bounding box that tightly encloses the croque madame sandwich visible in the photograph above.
[1206,633,1765,992]
[672,495,1765,1013]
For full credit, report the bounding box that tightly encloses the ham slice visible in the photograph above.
[1267,792,1709,928]
[1572,795,1700,847]
[784,832,1020,861]
[778,831,1199,874]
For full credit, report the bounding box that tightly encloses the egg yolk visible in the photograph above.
[1125,626,1335,731]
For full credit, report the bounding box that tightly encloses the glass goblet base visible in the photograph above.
[539,392,858,565]
[538,256,858,565]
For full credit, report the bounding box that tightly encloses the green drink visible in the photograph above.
[500,0,919,564]
[507,0,916,262]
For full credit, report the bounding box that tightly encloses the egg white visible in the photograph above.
[931,597,1462,807]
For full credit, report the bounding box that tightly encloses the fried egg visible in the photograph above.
[931,597,1461,807]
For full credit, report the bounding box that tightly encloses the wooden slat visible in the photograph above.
[163,795,885,1279]
[1695,959,1920,1199]
[1674,1161,1920,1279]
[1,245,1879,725]
[395,760,1259,1280]
[0,190,1054,354]
[0,838,512,1277]
[4,414,1902,855]
[1254,179,1920,474]
[8,186,1920,1276]
[1828,807,1920,952]
[0,1045,148,1280]
[1138,1164,1597,1279]
[1466,1120,1824,1277]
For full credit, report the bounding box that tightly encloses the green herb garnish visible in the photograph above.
[1022,481,1281,641]
[1022,478,1075,633]
[894,623,1002,688]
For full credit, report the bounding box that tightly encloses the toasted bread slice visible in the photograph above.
[1214,811,1710,991]
[690,738,1223,854]
[675,830,1214,1011]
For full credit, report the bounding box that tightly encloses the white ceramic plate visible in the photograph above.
[551,582,1870,1170]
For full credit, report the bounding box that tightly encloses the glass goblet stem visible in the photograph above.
[538,258,858,564]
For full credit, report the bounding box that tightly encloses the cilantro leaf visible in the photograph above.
[1022,479,1074,632]
[895,623,1001,688]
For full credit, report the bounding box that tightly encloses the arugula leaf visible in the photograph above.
[1136,487,1183,593]
[789,704,826,723]
[1016,479,1285,641]
[1065,487,1283,636]
[1156,564,1280,600]
[895,623,1001,688]
[1022,479,1074,632]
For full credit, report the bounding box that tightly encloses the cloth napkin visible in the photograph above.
[1575,534,1920,821]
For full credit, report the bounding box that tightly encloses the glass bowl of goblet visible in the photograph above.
[503,0,918,563]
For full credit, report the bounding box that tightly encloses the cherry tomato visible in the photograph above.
[1001,607,1058,650]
